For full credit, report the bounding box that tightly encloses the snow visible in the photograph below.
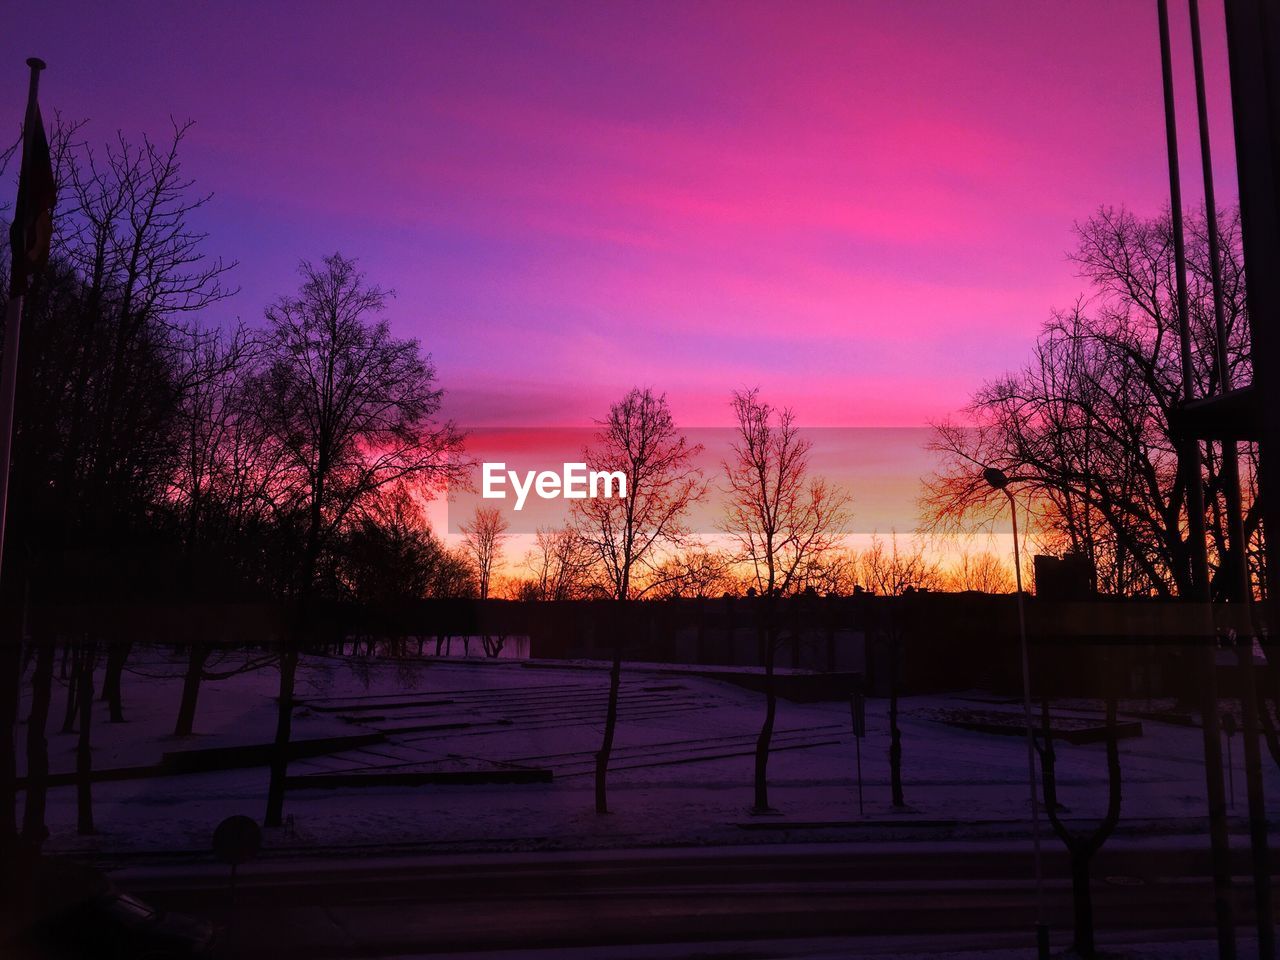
[13,649,1276,859]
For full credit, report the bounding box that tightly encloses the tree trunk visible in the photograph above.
[100,638,130,723]
[595,649,623,814]
[22,631,55,844]
[60,638,79,734]
[0,595,22,839]
[754,632,778,813]
[695,598,706,665]
[75,639,96,835]
[888,627,905,808]
[1040,682,1123,959]
[725,596,735,665]
[1259,695,1280,769]
[595,604,625,814]
[264,645,298,827]
[1071,850,1097,958]
[174,640,207,737]
[825,598,836,674]
[268,486,321,829]
[754,595,778,813]
[790,597,802,670]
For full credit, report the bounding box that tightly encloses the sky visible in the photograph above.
[3,1,1241,546]
[5,1,1239,428]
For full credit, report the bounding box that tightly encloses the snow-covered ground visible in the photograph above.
[14,649,1274,858]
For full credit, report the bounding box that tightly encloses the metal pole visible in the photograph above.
[1188,2,1273,954]
[1157,3,1235,956]
[1006,489,1049,959]
[849,687,865,815]
[0,297,23,585]
[856,727,863,817]
[1226,730,1235,810]
[0,60,44,588]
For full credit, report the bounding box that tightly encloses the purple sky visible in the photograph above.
[7,1,1238,432]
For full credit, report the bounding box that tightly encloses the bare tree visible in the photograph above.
[461,505,510,601]
[169,323,262,557]
[943,550,1015,593]
[858,532,943,596]
[56,121,238,729]
[921,205,1280,777]
[518,525,598,601]
[648,546,737,599]
[258,253,465,827]
[338,483,458,604]
[460,505,511,655]
[166,321,274,736]
[857,532,939,808]
[791,548,860,597]
[923,207,1254,600]
[5,118,233,841]
[722,388,851,812]
[575,388,703,814]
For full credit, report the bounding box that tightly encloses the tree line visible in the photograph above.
[0,118,470,839]
[0,114,1011,846]
[508,527,1013,602]
[921,204,1279,958]
[923,206,1259,601]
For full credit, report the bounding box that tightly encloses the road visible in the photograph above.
[110,839,1277,958]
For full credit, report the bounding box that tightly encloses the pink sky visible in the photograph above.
[7,0,1237,430]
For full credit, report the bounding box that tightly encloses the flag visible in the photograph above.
[8,88,55,298]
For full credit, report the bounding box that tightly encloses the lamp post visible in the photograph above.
[983,466,1049,959]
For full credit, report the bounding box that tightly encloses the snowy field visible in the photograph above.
[14,649,1274,859]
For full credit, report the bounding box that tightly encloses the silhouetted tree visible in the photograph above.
[257,253,464,827]
[423,544,478,600]
[858,532,943,596]
[648,546,737,599]
[460,505,509,601]
[20,623,54,843]
[722,388,850,812]
[517,525,597,601]
[338,483,467,603]
[65,122,237,725]
[857,532,939,808]
[162,319,314,736]
[575,388,703,814]
[924,207,1254,600]
[790,548,859,597]
[943,550,1015,593]
[2,118,233,839]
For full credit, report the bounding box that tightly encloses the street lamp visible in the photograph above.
[984,466,1049,959]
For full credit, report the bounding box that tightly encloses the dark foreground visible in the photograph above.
[69,839,1278,958]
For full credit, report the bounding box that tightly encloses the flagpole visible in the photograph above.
[0,57,46,586]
